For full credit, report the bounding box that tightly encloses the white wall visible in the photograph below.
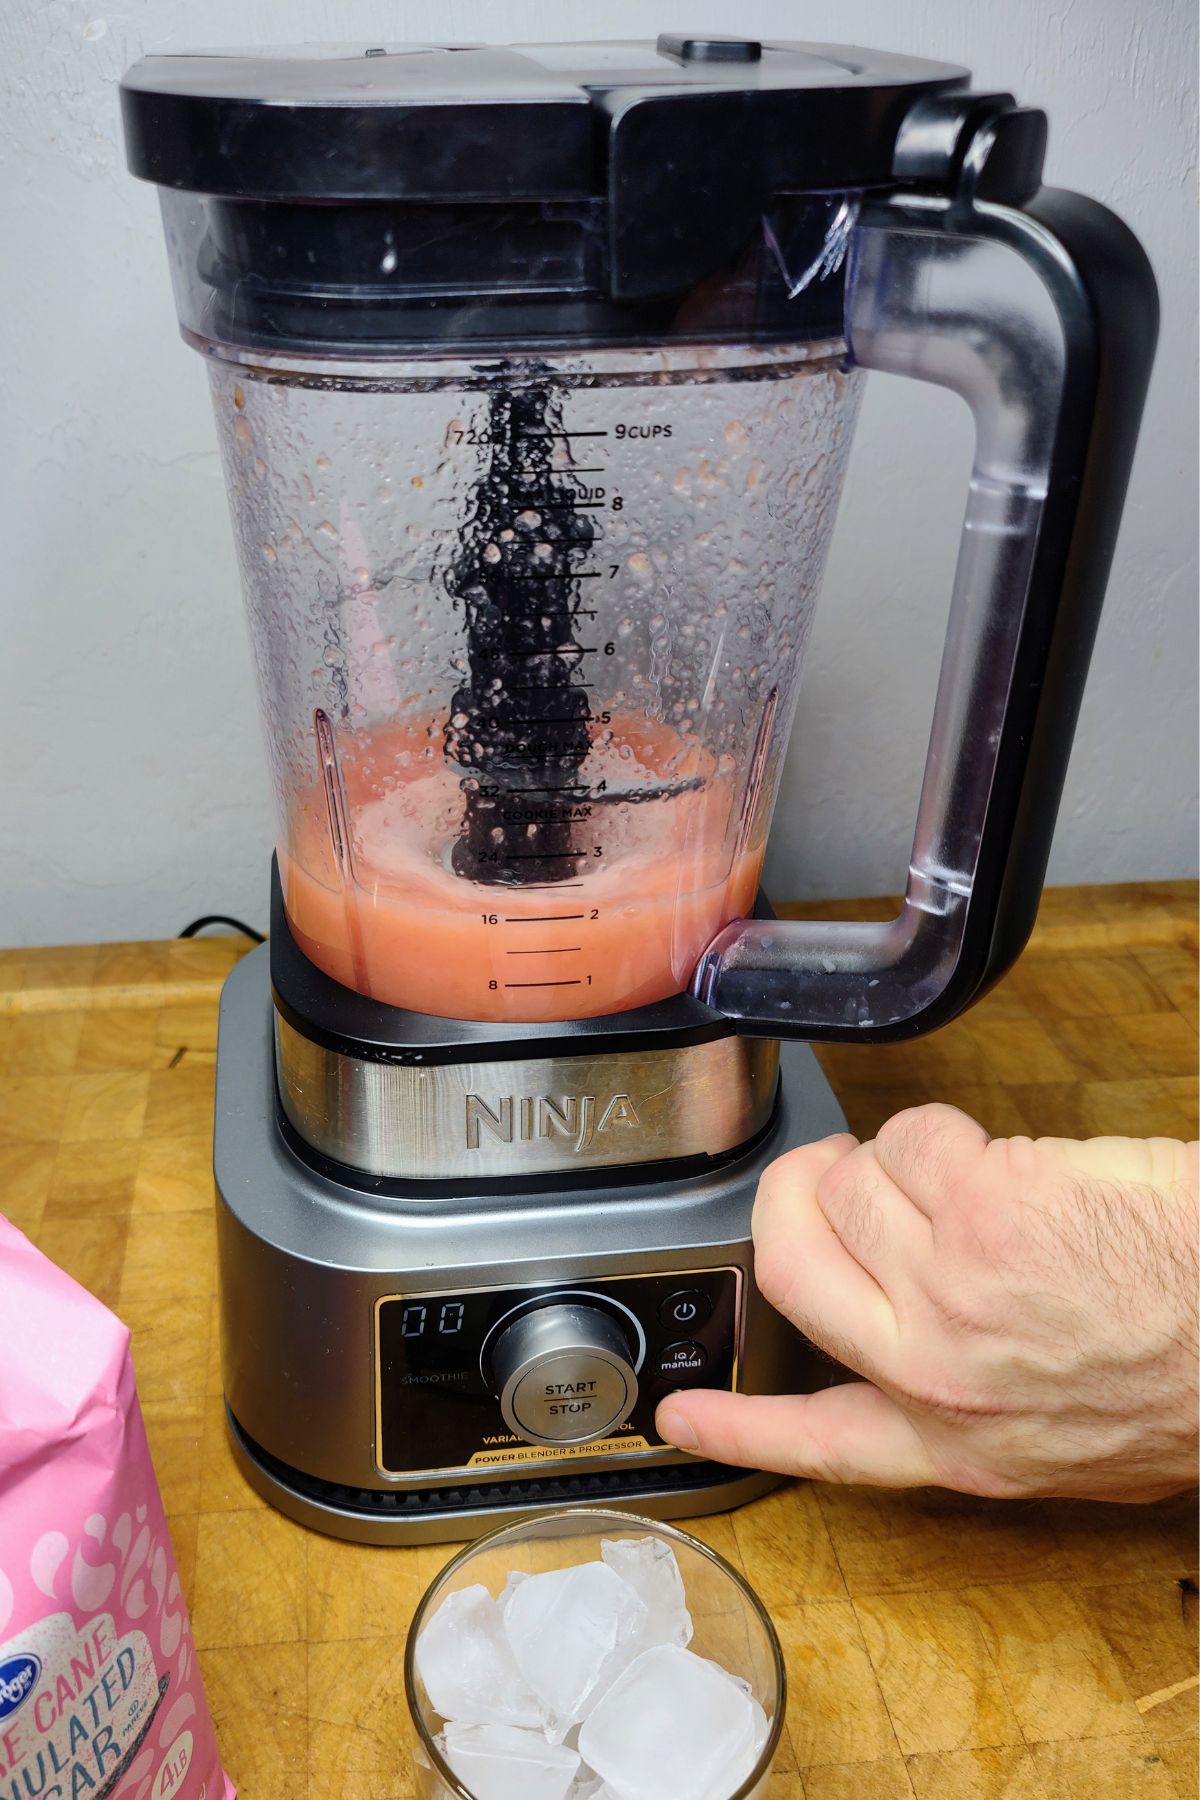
[2,0,1195,946]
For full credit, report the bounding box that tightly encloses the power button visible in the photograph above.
[658,1289,712,1331]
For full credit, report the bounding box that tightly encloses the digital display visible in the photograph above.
[400,1300,465,1338]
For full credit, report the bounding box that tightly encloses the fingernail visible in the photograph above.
[656,1405,699,1452]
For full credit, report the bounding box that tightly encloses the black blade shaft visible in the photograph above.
[446,383,596,885]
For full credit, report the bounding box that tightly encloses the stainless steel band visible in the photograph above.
[274,1014,779,1180]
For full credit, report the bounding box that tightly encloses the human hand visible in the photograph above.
[655,1105,1199,1501]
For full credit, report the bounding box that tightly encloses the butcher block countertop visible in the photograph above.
[1,881,1196,1800]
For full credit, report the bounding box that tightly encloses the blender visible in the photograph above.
[121,35,1156,1543]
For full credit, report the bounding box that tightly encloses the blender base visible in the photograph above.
[215,945,848,1545]
[225,1403,785,1546]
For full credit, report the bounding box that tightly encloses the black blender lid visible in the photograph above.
[121,36,967,201]
[121,36,971,345]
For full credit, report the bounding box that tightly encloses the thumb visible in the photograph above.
[655,1383,940,1488]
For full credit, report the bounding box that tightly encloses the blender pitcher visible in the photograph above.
[203,336,858,1023]
[124,37,1155,1035]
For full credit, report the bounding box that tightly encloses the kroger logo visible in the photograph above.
[0,1654,39,1720]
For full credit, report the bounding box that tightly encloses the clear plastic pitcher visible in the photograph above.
[124,39,1156,1035]
[206,340,858,1021]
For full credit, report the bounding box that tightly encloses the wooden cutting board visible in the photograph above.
[1,880,1196,1799]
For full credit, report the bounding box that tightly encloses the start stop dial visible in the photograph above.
[489,1302,639,1447]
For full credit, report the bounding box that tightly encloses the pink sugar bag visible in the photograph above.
[0,1215,233,1800]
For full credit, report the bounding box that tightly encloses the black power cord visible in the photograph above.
[178,913,266,944]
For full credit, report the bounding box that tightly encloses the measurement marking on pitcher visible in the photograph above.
[504,980,584,989]
[504,914,587,923]
[512,465,604,475]
[486,647,598,660]
[496,606,598,619]
[505,947,582,955]
[511,715,598,726]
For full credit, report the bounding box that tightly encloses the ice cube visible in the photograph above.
[415,1583,546,1730]
[710,1698,772,1800]
[565,1771,610,1800]
[577,1644,757,1800]
[439,1722,580,1800]
[601,1536,692,1650]
[501,1561,647,1734]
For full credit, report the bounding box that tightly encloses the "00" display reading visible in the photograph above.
[400,1301,466,1338]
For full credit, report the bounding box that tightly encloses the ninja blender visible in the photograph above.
[121,35,1156,1543]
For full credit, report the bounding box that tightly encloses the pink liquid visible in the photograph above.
[280,724,761,1023]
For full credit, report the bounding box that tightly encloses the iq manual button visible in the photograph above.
[656,1340,708,1381]
[657,1289,711,1331]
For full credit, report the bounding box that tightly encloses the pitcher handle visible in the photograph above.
[694,116,1158,1041]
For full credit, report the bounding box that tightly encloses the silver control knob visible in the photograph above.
[491,1303,638,1448]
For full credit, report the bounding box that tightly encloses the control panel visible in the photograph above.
[374,1268,739,1478]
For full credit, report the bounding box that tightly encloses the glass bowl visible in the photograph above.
[404,1507,785,1800]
